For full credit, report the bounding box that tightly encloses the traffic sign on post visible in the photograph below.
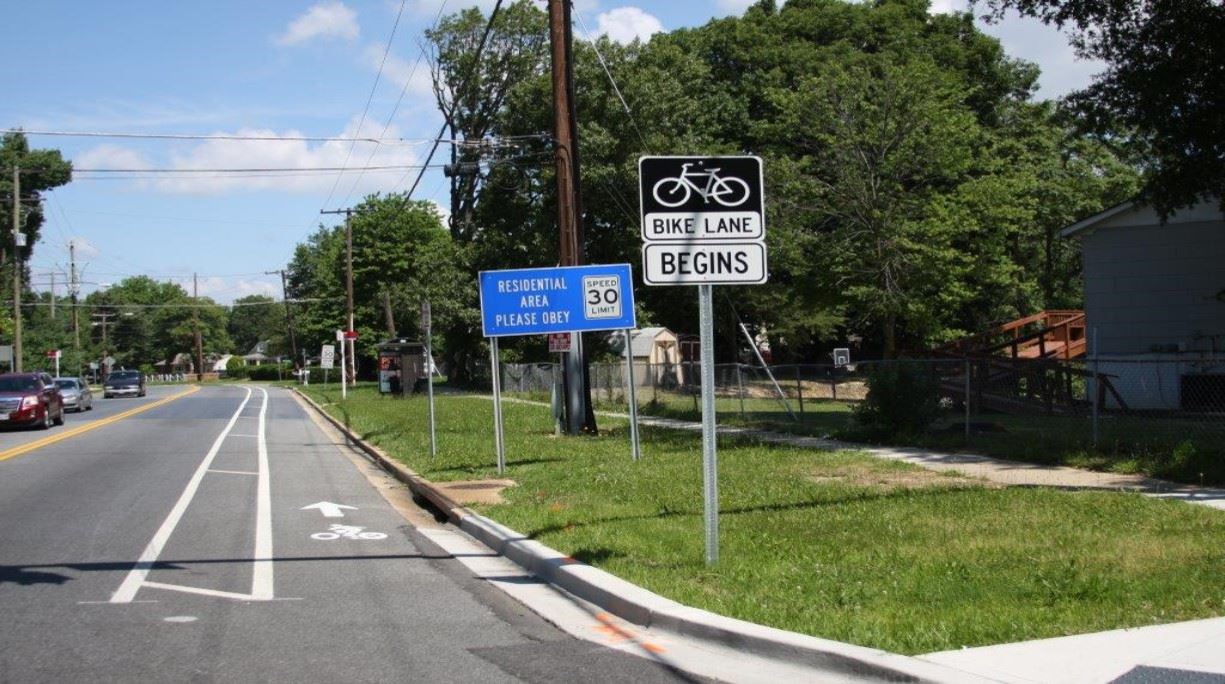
[478,264,636,337]
[639,156,767,286]
[320,345,335,369]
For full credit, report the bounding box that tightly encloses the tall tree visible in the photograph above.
[227,295,284,356]
[977,0,1225,215]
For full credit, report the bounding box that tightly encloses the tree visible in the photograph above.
[227,295,284,356]
[427,0,549,240]
[976,0,1225,215]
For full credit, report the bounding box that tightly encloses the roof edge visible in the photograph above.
[1059,200,1137,239]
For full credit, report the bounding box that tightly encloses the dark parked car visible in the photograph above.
[104,370,146,398]
[54,376,94,412]
[0,372,66,429]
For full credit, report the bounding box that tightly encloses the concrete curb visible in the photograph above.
[293,389,989,683]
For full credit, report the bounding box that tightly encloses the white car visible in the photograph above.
[54,377,93,412]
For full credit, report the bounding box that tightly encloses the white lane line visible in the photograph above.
[251,386,274,600]
[142,581,262,601]
[109,387,254,604]
[207,469,259,476]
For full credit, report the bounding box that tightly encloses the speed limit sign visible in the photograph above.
[583,275,622,320]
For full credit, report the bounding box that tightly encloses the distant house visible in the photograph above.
[211,354,233,373]
[1061,198,1225,409]
[243,340,276,366]
[156,353,194,375]
[607,327,685,386]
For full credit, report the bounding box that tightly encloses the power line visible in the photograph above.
[340,0,451,207]
[321,0,410,212]
[402,0,506,200]
[572,11,650,149]
[73,164,441,174]
[4,129,433,145]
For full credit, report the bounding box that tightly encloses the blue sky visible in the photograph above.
[0,0,1099,304]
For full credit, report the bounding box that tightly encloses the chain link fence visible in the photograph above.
[497,356,1224,478]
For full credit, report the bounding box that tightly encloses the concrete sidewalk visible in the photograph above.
[303,390,1225,682]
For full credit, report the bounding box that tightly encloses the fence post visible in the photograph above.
[736,364,746,419]
[830,366,838,402]
[794,365,804,415]
[651,362,657,404]
[964,357,971,442]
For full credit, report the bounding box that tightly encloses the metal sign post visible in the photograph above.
[336,330,347,400]
[490,337,506,474]
[477,263,638,464]
[623,329,642,461]
[639,155,768,567]
[698,285,719,565]
[423,300,437,457]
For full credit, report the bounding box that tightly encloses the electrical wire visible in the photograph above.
[340,0,451,208]
[320,0,410,212]
[3,129,431,145]
[402,0,505,201]
[572,10,650,149]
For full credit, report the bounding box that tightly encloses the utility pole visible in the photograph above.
[321,208,356,384]
[193,273,203,381]
[266,269,300,372]
[383,290,396,337]
[49,271,55,319]
[70,242,80,375]
[549,0,594,434]
[11,166,22,372]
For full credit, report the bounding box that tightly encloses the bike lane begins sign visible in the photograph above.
[479,263,636,337]
[639,156,767,285]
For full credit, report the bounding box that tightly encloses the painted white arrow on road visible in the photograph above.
[301,502,358,518]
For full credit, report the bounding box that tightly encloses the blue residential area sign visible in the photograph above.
[479,264,637,338]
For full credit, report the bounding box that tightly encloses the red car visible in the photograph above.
[0,372,66,429]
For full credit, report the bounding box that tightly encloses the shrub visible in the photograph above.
[225,356,248,379]
[853,361,942,437]
[247,365,289,381]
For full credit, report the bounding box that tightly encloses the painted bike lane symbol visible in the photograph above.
[311,524,387,541]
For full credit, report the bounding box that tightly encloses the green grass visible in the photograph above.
[300,384,1225,655]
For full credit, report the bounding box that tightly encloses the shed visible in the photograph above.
[607,327,684,386]
[1062,198,1225,409]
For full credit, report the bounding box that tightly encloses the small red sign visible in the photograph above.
[548,333,571,353]
[344,330,359,340]
[46,350,60,359]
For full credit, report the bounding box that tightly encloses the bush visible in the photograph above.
[853,361,942,437]
[247,365,289,381]
[225,357,248,379]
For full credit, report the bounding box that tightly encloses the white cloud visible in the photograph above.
[715,0,756,15]
[74,144,154,172]
[196,277,279,303]
[928,0,962,14]
[77,120,421,197]
[276,2,360,46]
[409,0,500,16]
[67,237,101,259]
[596,7,664,44]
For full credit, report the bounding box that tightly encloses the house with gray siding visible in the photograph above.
[1061,198,1225,410]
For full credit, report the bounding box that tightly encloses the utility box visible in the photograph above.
[376,338,425,395]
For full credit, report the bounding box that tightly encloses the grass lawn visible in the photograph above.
[300,384,1225,655]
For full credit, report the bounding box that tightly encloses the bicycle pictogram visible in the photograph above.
[311,524,387,541]
[651,163,751,208]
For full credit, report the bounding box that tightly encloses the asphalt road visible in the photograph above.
[0,384,699,683]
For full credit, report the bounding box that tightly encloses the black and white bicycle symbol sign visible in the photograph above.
[652,163,751,208]
[311,524,387,541]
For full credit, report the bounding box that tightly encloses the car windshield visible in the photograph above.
[55,379,79,390]
[0,376,40,392]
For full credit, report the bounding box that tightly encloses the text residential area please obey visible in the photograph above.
[639,156,767,285]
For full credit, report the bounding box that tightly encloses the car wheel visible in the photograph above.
[40,407,53,430]
[53,407,65,426]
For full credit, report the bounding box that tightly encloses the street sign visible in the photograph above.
[0,346,11,363]
[46,349,61,359]
[643,242,767,285]
[420,300,431,331]
[343,330,358,340]
[478,264,636,338]
[639,156,767,286]
[320,344,335,369]
[548,332,571,353]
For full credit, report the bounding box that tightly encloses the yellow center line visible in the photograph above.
[0,385,202,463]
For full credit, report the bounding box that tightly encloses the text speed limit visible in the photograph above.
[583,275,623,319]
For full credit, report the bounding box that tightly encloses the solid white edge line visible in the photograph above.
[109,386,255,604]
[251,386,274,600]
